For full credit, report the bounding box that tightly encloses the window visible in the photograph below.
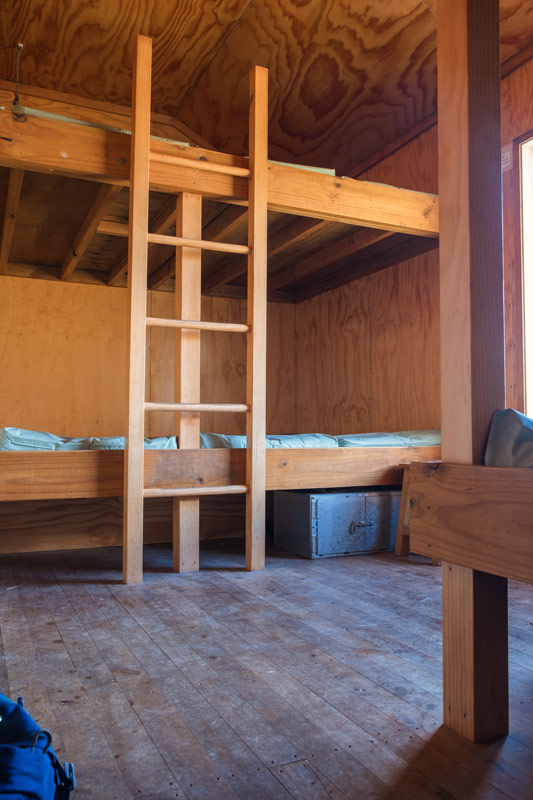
[521,137,533,416]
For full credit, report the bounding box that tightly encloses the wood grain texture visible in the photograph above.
[0,276,128,436]
[0,169,24,273]
[123,35,152,584]
[148,292,296,437]
[0,445,441,504]
[3,0,251,119]
[0,496,246,554]
[437,0,507,743]
[410,462,533,585]
[2,1,532,176]
[295,252,440,435]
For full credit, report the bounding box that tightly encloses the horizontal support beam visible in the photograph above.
[269,227,394,291]
[410,462,533,584]
[146,316,249,333]
[0,108,439,236]
[0,446,441,501]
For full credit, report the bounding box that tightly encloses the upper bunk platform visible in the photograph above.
[0,80,438,303]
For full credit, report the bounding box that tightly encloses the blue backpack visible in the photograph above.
[0,695,75,799]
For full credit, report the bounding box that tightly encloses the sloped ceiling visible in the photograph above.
[1,0,532,174]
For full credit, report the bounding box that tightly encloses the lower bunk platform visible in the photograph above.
[0,444,441,555]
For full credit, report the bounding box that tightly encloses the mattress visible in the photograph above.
[0,426,441,452]
[484,408,533,468]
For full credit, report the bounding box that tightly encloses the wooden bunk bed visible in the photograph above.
[0,36,440,584]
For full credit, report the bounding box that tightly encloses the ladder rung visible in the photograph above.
[147,232,249,255]
[149,151,251,178]
[143,485,249,498]
[145,316,250,334]
[145,402,249,413]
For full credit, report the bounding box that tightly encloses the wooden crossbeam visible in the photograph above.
[0,81,214,149]
[61,184,122,280]
[0,107,439,236]
[0,169,24,274]
[269,227,393,291]
[150,205,248,290]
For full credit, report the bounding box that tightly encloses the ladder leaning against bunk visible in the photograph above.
[124,35,268,583]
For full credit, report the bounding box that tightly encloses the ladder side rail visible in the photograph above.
[173,192,203,572]
[246,66,269,571]
[123,34,152,584]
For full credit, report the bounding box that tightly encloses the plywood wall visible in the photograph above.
[148,291,296,436]
[0,276,296,438]
[295,252,440,434]
[294,122,440,434]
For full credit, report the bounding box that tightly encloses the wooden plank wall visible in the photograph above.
[0,276,296,437]
[295,128,441,435]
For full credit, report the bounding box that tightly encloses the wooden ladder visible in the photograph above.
[123,35,268,583]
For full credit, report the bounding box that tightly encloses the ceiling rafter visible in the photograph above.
[0,168,24,274]
[269,227,394,291]
[61,183,123,280]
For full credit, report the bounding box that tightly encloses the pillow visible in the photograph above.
[91,435,178,450]
[266,433,338,448]
[0,427,63,451]
[56,437,94,450]
[484,409,533,468]
[393,429,441,447]
[200,432,246,449]
[336,432,408,448]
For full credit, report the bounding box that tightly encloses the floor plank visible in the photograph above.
[1,541,532,799]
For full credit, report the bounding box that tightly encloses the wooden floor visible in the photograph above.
[1,542,533,800]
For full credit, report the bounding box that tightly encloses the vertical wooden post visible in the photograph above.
[173,192,202,572]
[438,0,508,740]
[123,35,152,584]
[246,66,268,571]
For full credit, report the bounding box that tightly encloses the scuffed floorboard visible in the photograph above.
[1,541,532,799]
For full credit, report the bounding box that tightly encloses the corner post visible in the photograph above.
[438,0,508,739]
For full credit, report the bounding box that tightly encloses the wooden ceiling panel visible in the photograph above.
[177,0,437,174]
[3,0,251,113]
[2,0,532,176]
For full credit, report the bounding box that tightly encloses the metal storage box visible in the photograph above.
[273,488,401,558]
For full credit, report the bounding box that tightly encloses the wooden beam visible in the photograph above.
[202,216,329,294]
[436,0,507,742]
[246,66,268,572]
[0,169,24,274]
[410,463,533,584]
[61,183,122,280]
[0,80,214,149]
[151,205,248,291]
[293,236,438,303]
[123,35,152,585]
[269,227,393,291]
[173,192,202,573]
[0,108,439,236]
[0,445,442,502]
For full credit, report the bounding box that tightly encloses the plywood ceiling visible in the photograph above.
[1,0,532,174]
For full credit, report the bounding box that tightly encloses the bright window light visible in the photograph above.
[522,139,533,417]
